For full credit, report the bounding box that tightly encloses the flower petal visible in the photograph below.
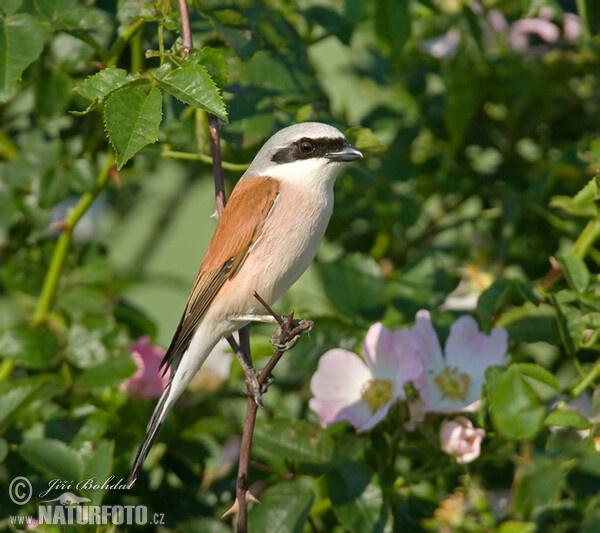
[445,316,508,381]
[310,349,371,401]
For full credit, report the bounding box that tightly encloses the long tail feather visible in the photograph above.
[128,381,176,485]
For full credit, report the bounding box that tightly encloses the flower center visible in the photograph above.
[434,366,470,400]
[360,379,393,413]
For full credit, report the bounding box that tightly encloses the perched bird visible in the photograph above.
[128,122,362,484]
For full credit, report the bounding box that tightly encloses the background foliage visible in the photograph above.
[1,0,600,531]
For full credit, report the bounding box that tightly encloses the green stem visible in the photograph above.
[158,24,166,66]
[31,154,115,326]
[162,149,249,171]
[130,26,143,73]
[107,20,144,67]
[575,0,591,45]
[572,358,600,398]
[573,218,600,259]
[0,128,18,160]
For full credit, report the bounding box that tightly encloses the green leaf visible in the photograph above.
[73,67,142,114]
[20,438,83,481]
[155,61,227,120]
[318,254,386,322]
[558,252,589,294]
[326,462,389,533]
[0,325,60,369]
[0,374,53,433]
[71,410,110,450]
[104,86,162,170]
[477,279,517,322]
[550,177,599,218]
[495,303,560,344]
[375,0,410,52]
[248,480,314,533]
[544,409,592,430]
[58,286,108,320]
[0,438,8,462]
[35,0,76,21]
[0,0,22,15]
[0,14,45,102]
[514,363,561,391]
[490,365,546,440]
[188,47,228,92]
[253,417,334,463]
[75,355,137,389]
[81,439,114,505]
[497,521,538,533]
[550,295,584,356]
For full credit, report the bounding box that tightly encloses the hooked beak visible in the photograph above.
[327,141,363,162]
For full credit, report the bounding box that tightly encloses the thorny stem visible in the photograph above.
[31,154,116,326]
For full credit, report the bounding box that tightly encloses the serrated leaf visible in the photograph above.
[81,439,114,504]
[75,355,137,389]
[514,363,561,391]
[155,61,227,120]
[253,417,334,463]
[248,481,314,533]
[0,374,53,433]
[104,86,162,170]
[490,365,546,440]
[73,67,144,115]
[75,67,131,100]
[326,462,389,533]
[0,325,60,369]
[544,409,592,430]
[558,252,589,294]
[20,438,83,481]
[188,47,228,92]
[0,14,45,102]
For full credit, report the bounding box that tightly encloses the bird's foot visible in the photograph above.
[245,368,275,409]
[270,317,314,352]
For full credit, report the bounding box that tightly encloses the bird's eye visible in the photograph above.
[298,140,315,154]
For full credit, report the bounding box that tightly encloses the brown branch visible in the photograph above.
[233,293,313,532]
[208,114,226,218]
[177,0,193,57]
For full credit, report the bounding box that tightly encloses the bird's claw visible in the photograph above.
[270,318,313,352]
[245,368,275,409]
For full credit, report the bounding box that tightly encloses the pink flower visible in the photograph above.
[563,13,583,42]
[400,310,507,413]
[309,323,423,432]
[508,18,560,52]
[122,336,169,398]
[27,518,39,530]
[440,416,485,463]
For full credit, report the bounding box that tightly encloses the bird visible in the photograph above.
[128,122,362,485]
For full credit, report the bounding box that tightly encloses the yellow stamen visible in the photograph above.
[434,366,470,400]
[360,379,393,413]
